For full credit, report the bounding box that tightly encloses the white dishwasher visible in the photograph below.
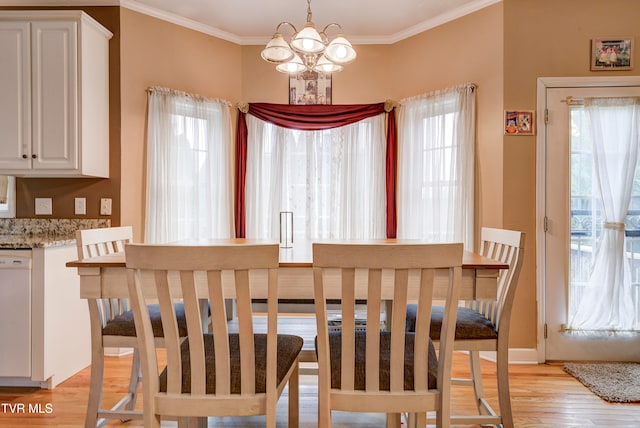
[0,250,31,377]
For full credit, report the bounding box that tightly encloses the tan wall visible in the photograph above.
[391,3,505,237]
[12,1,640,351]
[119,8,242,241]
[502,0,640,348]
[1,6,122,224]
[240,44,393,104]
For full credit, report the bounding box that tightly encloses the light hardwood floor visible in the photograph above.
[0,350,639,427]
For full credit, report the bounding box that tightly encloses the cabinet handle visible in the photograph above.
[22,154,28,159]
[32,154,37,159]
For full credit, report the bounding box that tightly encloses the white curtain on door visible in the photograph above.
[397,83,475,249]
[145,87,234,243]
[245,114,386,241]
[568,97,640,331]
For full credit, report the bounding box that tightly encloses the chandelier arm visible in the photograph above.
[275,21,299,36]
[321,22,344,35]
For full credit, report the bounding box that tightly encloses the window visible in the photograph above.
[145,88,233,243]
[244,114,387,241]
[567,97,640,331]
[0,176,15,218]
[397,84,476,248]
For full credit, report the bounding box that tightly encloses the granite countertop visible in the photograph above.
[0,233,77,249]
[0,218,111,250]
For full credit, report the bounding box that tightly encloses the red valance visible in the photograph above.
[235,102,397,238]
[247,102,387,130]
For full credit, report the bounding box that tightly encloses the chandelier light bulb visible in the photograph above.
[302,38,315,51]
[324,36,357,64]
[275,53,306,74]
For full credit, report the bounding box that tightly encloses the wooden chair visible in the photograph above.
[78,226,192,428]
[125,243,303,428]
[406,227,525,428]
[77,226,142,428]
[312,242,463,428]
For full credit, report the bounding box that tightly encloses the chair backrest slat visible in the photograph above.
[125,243,280,402]
[235,269,256,395]
[470,227,526,331]
[180,270,206,395]
[154,269,182,394]
[390,269,409,392]
[365,269,382,392]
[76,226,133,259]
[313,242,463,399]
[207,270,231,395]
[77,226,134,325]
[413,268,435,391]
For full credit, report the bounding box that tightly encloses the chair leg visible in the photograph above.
[267,400,277,428]
[184,416,207,428]
[496,348,514,428]
[386,413,401,428]
[469,350,489,415]
[288,362,300,428]
[406,412,426,428]
[317,366,331,428]
[123,349,142,413]
[85,346,105,428]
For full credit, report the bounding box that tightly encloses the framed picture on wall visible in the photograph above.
[289,71,332,105]
[504,110,535,135]
[591,38,633,70]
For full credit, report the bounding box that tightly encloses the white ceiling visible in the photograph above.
[3,0,501,44]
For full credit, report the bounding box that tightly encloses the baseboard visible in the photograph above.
[104,347,134,357]
[476,348,539,364]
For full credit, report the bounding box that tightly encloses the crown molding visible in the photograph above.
[120,0,242,44]
[0,0,118,5]
[384,0,502,44]
[0,0,502,46]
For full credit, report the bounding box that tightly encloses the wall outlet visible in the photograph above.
[100,198,112,216]
[35,198,52,215]
[75,197,86,215]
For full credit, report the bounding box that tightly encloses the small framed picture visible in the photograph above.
[289,71,332,105]
[504,110,535,136]
[591,38,633,70]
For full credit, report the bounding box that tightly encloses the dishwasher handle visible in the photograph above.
[0,255,31,269]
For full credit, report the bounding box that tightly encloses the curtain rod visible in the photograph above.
[147,86,232,107]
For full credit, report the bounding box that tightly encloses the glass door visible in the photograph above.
[544,86,640,361]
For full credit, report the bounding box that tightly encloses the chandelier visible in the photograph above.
[261,0,356,74]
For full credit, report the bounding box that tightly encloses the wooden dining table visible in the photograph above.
[66,238,507,301]
[67,238,508,367]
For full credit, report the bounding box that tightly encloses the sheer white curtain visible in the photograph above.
[568,97,640,331]
[397,84,475,248]
[245,114,386,241]
[145,87,234,243]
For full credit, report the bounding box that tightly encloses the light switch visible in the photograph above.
[75,198,86,215]
[35,198,52,215]
[100,198,112,216]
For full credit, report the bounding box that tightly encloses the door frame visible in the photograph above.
[535,76,640,362]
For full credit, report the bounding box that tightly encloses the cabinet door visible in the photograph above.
[31,20,78,170]
[0,21,31,169]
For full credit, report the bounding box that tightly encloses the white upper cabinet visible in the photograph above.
[0,11,112,177]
